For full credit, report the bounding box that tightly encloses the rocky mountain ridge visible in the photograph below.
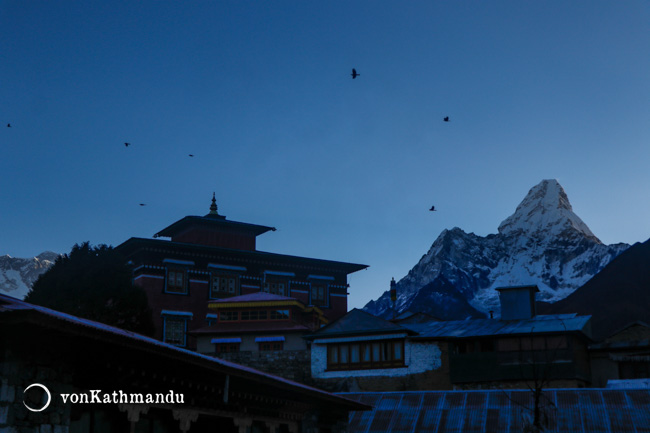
[364,179,629,320]
[0,251,59,299]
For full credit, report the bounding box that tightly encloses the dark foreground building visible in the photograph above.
[0,293,368,432]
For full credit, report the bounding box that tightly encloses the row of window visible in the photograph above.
[162,311,292,347]
[327,340,405,371]
[163,268,331,306]
[215,341,283,353]
[219,309,290,322]
[454,336,569,354]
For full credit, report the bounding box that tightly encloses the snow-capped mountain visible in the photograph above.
[364,179,629,320]
[0,252,59,299]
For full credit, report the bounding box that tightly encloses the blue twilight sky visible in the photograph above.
[2,1,650,309]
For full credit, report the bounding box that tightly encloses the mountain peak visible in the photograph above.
[498,179,599,243]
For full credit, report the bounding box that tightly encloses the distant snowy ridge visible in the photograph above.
[364,179,629,320]
[0,251,59,299]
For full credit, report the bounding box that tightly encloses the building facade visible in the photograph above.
[115,196,367,349]
[308,286,594,392]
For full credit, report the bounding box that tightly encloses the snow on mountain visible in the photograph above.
[364,179,629,320]
[0,251,59,299]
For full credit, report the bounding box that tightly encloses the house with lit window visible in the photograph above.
[306,308,449,391]
[115,195,367,349]
[308,285,594,392]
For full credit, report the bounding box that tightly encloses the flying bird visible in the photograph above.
[351,68,360,79]
[429,206,437,211]
[139,203,146,206]
[124,142,131,147]
[189,154,194,157]
[7,123,10,128]
[443,117,449,122]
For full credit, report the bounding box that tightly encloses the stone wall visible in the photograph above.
[214,350,312,383]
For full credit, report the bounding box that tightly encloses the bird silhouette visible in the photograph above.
[139,203,146,206]
[351,68,360,79]
[189,154,194,157]
[443,117,449,122]
[124,142,131,147]
[7,123,11,128]
[429,206,437,211]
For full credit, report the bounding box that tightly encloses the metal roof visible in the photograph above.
[116,237,369,274]
[305,308,415,340]
[154,214,276,239]
[341,389,650,433]
[404,314,592,340]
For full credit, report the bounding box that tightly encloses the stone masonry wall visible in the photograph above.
[214,350,312,383]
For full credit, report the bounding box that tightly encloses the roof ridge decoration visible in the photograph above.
[206,192,226,220]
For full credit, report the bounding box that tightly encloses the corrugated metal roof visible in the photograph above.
[341,389,650,433]
[306,308,414,340]
[404,314,591,340]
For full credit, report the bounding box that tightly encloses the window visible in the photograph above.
[166,268,187,294]
[496,336,569,352]
[215,343,240,354]
[262,280,287,296]
[270,309,290,320]
[327,340,405,371]
[240,310,268,321]
[210,273,239,298]
[310,283,328,306]
[256,336,285,351]
[259,342,283,351]
[219,311,239,322]
[163,316,189,346]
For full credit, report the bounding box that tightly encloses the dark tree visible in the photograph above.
[26,242,154,336]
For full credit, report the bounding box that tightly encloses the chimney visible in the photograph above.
[495,285,539,320]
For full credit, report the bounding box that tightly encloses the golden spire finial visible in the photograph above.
[209,192,218,215]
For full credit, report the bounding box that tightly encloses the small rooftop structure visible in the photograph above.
[153,194,276,250]
[496,284,540,320]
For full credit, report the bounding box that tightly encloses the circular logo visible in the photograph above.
[23,383,51,412]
